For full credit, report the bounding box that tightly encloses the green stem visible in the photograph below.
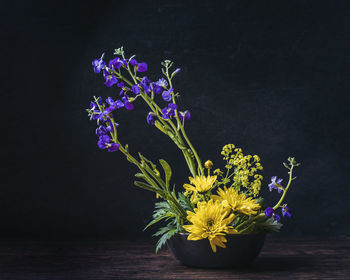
[273,165,294,210]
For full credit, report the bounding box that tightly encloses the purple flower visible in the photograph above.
[264,207,280,222]
[96,125,107,136]
[156,78,168,88]
[147,112,156,125]
[129,58,138,66]
[117,81,124,88]
[108,57,122,70]
[97,135,120,152]
[162,88,173,102]
[137,62,148,72]
[179,110,191,121]
[92,54,105,73]
[132,85,140,95]
[103,70,118,87]
[122,95,134,110]
[161,103,177,119]
[152,83,162,94]
[106,121,119,132]
[282,204,292,218]
[105,97,124,113]
[140,77,151,93]
[268,176,284,193]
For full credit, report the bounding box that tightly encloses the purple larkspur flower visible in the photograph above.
[117,81,124,88]
[162,88,173,102]
[105,97,124,113]
[129,58,138,66]
[156,78,168,88]
[132,84,140,95]
[140,77,151,93]
[108,57,122,70]
[97,135,120,152]
[122,95,134,110]
[264,207,281,222]
[92,54,105,73]
[137,62,147,72]
[151,83,162,94]
[96,125,107,136]
[161,103,177,119]
[268,176,283,193]
[147,112,156,125]
[179,110,191,121]
[282,204,292,218]
[106,121,119,132]
[103,70,118,87]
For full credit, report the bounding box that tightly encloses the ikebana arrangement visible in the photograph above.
[86,47,300,265]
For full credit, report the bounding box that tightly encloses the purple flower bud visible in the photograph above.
[179,110,191,121]
[117,81,124,88]
[137,62,148,72]
[147,112,156,125]
[122,95,134,110]
[152,83,162,94]
[96,126,107,136]
[97,135,111,149]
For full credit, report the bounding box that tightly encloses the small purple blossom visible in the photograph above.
[117,81,124,88]
[129,58,138,66]
[137,62,148,72]
[282,204,292,218]
[96,125,107,136]
[264,207,281,222]
[179,110,191,121]
[108,57,122,70]
[132,85,140,95]
[161,103,177,119]
[147,112,156,125]
[162,88,173,102]
[103,70,118,87]
[92,54,105,73]
[122,95,134,110]
[172,68,181,76]
[105,97,124,113]
[140,77,151,93]
[152,83,162,94]
[268,176,284,193]
[97,135,120,152]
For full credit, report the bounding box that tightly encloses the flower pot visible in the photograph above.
[166,233,266,268]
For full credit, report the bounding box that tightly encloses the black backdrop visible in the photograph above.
[2,0,350,239]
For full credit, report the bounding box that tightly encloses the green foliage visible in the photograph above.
[159,159,172,190]
[255,217,283,233]
[153,224,178,253]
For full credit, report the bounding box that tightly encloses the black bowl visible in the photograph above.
[166,233,266,268]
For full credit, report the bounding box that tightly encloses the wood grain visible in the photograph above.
[0,237,349,279]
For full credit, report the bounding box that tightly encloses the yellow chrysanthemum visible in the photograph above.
[183,175,217,202]
[211,187,261,215]
[183,199,237,253]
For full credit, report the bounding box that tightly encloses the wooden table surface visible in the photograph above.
[0,237,349,279]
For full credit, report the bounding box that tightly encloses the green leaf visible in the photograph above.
[255,217,283,233]
[154,226,178,253]
[159,159,172,189]
[134,181,157,193]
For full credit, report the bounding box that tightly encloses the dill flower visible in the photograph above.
[211,187,261,215]
[183,175,217,202]
[183,200,237,253]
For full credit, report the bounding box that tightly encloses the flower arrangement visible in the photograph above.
[87,47,300,253]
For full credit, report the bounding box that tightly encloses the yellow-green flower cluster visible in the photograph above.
[219,144,263,197]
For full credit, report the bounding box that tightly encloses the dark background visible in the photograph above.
[2,0,350,239]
